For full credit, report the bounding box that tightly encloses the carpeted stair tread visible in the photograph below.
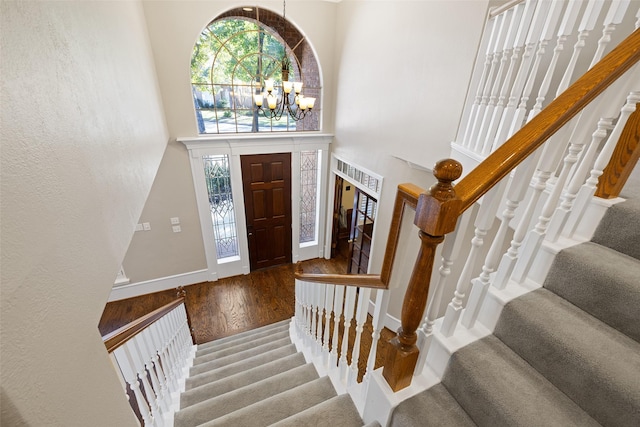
[193,329,291,364]
[190,336,291,375]
[390,383,476,427]
[494,288,640,426]
[442,335,600,427]
[198,376,337,427]
[591,197,640,260]
[272,393,364,427]
[175,363,320,427]
[195,321,291,356]
[543,241,640,342]
[180,352,307,408]
[186,343,298,390]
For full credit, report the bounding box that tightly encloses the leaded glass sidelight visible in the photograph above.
[300,150,319,243]
[203,155,239,259]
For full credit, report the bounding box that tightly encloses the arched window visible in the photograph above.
[191,7,321,134]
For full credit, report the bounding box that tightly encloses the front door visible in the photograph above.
[241,153,292,270]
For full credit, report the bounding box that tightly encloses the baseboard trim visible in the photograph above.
[108,269,210,302]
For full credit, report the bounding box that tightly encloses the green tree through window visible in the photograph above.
[191,8,320,133]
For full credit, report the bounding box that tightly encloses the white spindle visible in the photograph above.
[467,13,506,149]
[314,283,325,352]
[114,344,153,426]
[340,286,357,381]
[131,337,164,427]
[440,179,506,337]
[492,150,544,290]
[474,8,515,152]
[348,287,372,386]
[526,0,570,121]
[507,0,554,138]
[566,91,640,237]
[462,16,501,148]
[323,284,335,356]
[492,0,540,151]
[364,289,390,382]
[591,1,631,67]
[331,285,345,366]
[138,330,169,414]
[144,328,170,411]
[547,117,613,241]
[481,3,527,154]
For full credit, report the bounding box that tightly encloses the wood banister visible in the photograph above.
[103,297,185,353]
[294,182,427,289]
[596,102,640,199]
[454,28,640,215]
[382,28,640,392]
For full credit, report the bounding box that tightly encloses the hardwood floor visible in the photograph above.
[99,239,395,379]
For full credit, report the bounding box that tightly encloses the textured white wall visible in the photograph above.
[1,1,168,425]
[122,1,338,283]
[332,0,490,320]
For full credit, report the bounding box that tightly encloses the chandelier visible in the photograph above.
[253,1,315,122]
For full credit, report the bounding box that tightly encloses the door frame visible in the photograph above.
[180,134,332,281]
[324,154,384,273]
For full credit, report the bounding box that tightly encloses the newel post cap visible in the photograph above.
[414,159,463,236]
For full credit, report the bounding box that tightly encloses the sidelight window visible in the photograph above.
[202,155,239,259]
[299,150,320,244]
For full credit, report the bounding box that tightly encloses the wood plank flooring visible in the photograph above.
[99,242,395,379]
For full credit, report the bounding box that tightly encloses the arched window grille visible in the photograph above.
[191,7,321,134]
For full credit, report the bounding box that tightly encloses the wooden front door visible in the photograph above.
[241,153,292,271]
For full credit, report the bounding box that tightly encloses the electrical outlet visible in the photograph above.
[143,222,151,231]
[172,225,182,233]
[170,217,180,225]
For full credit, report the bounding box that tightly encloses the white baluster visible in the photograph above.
[131,336,165,427]
[507,0,554,137]
[481,3,527,154]
[492,150,544,289]
[331,285,345,367]
[557,0,607,92]
[340,286,357,381]
[323,284,335,358]
[315,284,325,353]
[304,282,314,347]
[462,15,501,148]
[348,287,372,386]
[114,345,153,426]
[364,289,390,382]
[492,0,540,150]
[547,117,612,241]
[591,1,631,67]
[140,329,170,413]
[150,318,177,394]
[440,180,506,337]
[526,0,571,121]
[566,92,640,236]
[474,8,515,152]
[144,327,170,412]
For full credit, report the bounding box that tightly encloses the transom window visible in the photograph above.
[191,7,321,134]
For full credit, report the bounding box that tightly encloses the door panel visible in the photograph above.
[241,153,292,271]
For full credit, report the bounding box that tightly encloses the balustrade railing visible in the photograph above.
[103,298,194,426]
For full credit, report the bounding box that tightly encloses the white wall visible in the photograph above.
[121,0,339,284]
[332,0,491,320]
[0,1,168,425]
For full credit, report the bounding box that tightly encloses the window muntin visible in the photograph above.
[191,9,320,134]
[203,155,239,259]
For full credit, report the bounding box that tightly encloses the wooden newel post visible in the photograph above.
[382,159,463,391]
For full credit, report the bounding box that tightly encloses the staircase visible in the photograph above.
[390,173,640,426]
[173,320,376,427]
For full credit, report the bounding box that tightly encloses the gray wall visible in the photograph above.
[1,1,168,425]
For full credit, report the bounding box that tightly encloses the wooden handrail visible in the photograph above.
[454,28,640,216]
[294,182,426,289]
[103,297,185,353]
[383,28,640,392]
[596,102,640,199]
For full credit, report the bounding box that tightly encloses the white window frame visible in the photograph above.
[179,133,332,280]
